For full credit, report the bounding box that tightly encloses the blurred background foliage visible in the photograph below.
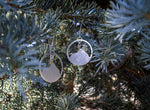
[0,0,150,110]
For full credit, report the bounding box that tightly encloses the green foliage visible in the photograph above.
[7,0,33,7]
[0,0,150,110]
[56,94,79,110]
[91,37,126,73]
[105,0,150,42]
[0,9,46,100]
[104,0,150,109]
[138,38,150,69]
[125,74,150,109]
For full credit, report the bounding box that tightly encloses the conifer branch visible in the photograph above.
[107,48,134,73]
[63,14,101,21]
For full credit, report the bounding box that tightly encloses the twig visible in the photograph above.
[107,48,134,73]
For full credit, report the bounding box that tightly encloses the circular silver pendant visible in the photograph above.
[39,52,63,83]
[67,39,93,66]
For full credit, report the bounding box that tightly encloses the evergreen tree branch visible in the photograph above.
[105,0,150,42]
[107,48,134,73]
[63,14,102,21]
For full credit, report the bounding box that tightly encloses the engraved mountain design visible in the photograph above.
[41,63,61,83]
[70,49,91,66]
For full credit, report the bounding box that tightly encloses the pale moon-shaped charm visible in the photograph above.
[39,53,63,83]
[67,39,93,66]
[40,63,61,83]
[70,49,91,65]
